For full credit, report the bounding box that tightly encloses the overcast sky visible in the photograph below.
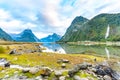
[0,0,120,38]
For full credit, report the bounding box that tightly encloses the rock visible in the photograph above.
[110,71,120,80]
[95,65,114,77]
[0,58,10,67]
[55,71,62,77]
[22,68,30,73]
[103,75,112,80]
[68,65,80,77]
[4,62,10,67]
[73,75,81,80]
[96,68,107,76]
[104,67,113,76]
[68,62,90,77]
[35,76,43,80]
[9,49,16,54]
[29,67,39,74]
[68,70,76,77]
[77,62,88,70]
[61,63,66,68]
[57,59,69,64]
[19,76,28,79]
[40,67,52,76]
[62,59,69,63]
[59,76,66,80]
[91,68,97,73]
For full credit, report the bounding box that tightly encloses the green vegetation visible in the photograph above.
[0,53,105,68]
[0,46,5,53]
[0,42,119,79]
[61,13,120,42]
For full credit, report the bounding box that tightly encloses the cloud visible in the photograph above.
[0,9,12,20]
[0,0,120,38]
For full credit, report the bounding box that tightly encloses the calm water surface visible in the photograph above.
[42,43,120,72]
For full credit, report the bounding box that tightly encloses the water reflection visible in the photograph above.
[42,43,120,58]
[60,44,120,58]
[42,43,65,53]
[42,43,120,73]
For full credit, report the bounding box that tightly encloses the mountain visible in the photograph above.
[60,16,89,41]
[0,28,13,41]
[10,29,39,42]
[61,13,120,42]
[40,33,61,42]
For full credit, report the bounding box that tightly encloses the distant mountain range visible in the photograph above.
[10,29,61,42]
[0,28,13,41]
[10,29,39,42]
[60,13,120,42]
[40,33,61,42]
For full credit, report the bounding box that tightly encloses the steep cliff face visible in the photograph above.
[61,13,120,42]
[0,28,13,41]
[61,16,89,41]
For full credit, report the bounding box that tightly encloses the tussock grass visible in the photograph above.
[0,46,5,53]
[0,52,105,69]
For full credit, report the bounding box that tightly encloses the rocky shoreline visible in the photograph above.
[0,58,120,80]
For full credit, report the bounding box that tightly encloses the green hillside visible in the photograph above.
[61,13,120,42]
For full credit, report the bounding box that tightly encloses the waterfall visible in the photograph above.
[105,24,110,39]
[105,47,110,60]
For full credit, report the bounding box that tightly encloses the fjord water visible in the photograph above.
[43,43,120,72]
[43,43,120,58]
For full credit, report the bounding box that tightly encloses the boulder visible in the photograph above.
[54,71,62,77]
[95,65,114,76]
[61,63,66,68]
[0,58,10,67]
[62,59,69,63]
[59,76,66,80]
[68,62,90,77]
[40,67,52,76]
[29,67,39,74]
[73,75,81,80]
[57,59,69,64]
[103,75,112,80]
[4,62,10,67]
[22,68,30,73]
[96,68,107,76]
[103,67,113,76]
[68,65,81,77]
[77,62,89,70]
[9,49,17,54]
[35,76,43,80]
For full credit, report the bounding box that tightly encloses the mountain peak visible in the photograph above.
[40,33,61,42]
[61,13,120,42]
[23,29,32,33]
[72,16,88,24]
[10,29,39,42]
[52,33,60,37]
